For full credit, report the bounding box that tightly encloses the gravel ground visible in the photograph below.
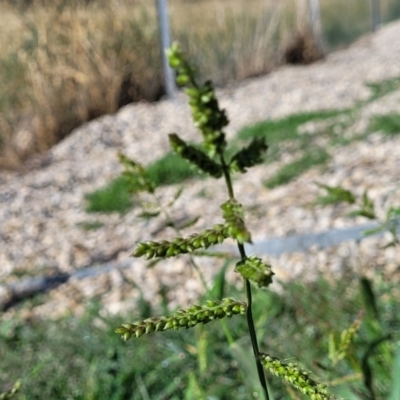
[1,21,400,318]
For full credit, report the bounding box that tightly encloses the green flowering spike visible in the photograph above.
[131,224,230,259]
[0,379,21,400]
[166,42,196,86]
[166,42,228,157]
[115,298,247,340]
[133,242,148,258]
[332,310,363,365]
[221,199,252,244]
[169,134,223,178]
[187,81,228,157]
[235,256,274,288]
[118,153,155,194]
[259,354,336,400]
[229,137,268,173]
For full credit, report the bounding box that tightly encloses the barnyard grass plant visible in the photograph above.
[115,43,334,399]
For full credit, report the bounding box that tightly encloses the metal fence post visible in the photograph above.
[308,0,325,52]
[156,0,176,99]
[371,0,381,32]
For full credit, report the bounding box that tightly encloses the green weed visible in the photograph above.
[85,176,133,214]
[265,148,330,188]
[366,76,400,102]
[85,152,201,214]
[145,152,200,187]
[237,110,344,142]
[369,113,400,135]
[237,110,347,161]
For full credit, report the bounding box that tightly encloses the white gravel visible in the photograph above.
[1,21,400,318]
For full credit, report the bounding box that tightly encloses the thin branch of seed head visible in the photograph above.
[219,153,234,199]
[151,191,209,290]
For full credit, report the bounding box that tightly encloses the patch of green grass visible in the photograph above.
[234,75,400,173]
[0,298,249,400]
[85,176,133,214]
[366,76,400,102]
[265,148,330,188]
[237,110,346,142]
[85,153,201,215]
[236,110,348,162]
[145,152,200,187]
[369,113,400,135]
[0,309,183,399]
[1,271,398,399]
[77,221,105,231]
[264,274,399,399]
[86,99,400,216]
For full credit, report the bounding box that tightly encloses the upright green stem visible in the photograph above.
[219,154,270,400]
[220,154,234,199]
[240,244,270,400]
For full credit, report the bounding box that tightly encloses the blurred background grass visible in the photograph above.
[0,0,400,169]
[1,269,399,399]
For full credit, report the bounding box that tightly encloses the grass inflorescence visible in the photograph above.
[110,42,337,400]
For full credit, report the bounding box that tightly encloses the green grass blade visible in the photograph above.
[390,341,400,400]
[333,385,361,400]
[85,176,133,214]
[230,341,268,398]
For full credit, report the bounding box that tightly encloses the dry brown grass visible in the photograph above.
[0,0,399,170]
[171,0,295,82]
[0,0,162,169]
[0,0,301,169]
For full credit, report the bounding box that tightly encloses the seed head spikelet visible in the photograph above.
[115,298,247,340]
[260,354,336,399]
[235,256,274,288]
